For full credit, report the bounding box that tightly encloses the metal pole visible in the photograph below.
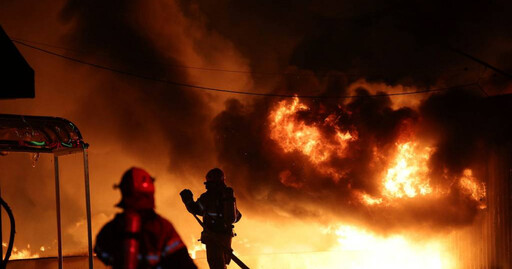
[54,155,63,269]
[0,186,3,262]
[83,149,93,269]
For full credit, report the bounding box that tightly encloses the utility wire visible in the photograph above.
[11,37,335,77]
[476,84,489,97]
[447,46,512,80]
[13,39,480,99]
[476,67,489,97]
[13,37,475,78]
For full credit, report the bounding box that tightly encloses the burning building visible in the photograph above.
[210,87,512,268]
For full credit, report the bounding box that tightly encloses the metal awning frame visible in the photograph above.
[1,141,93,269]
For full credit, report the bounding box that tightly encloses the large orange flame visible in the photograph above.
[268,97,486,207]
[269,97,353,163]
[383,142,433,199]
[269,97,356,180]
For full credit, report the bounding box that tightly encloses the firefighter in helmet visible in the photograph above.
[180,168,242,269]
[95,167,197,269]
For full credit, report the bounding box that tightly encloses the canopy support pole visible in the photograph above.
[0,186,3,262]
[83,149,93,269]
[54,156,63,269]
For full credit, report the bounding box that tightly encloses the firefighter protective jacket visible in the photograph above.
[94,210,197,269]
[184,185,241,235]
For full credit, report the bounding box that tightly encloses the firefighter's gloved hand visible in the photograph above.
[180,189,194,204]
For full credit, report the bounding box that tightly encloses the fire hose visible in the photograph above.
[190,214,250,269]
[0,197,15,269]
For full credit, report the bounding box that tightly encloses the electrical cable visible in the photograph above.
[447,46,512,80]
[12,39,480,99]
[12,37,476,78]
[11,37,329,77]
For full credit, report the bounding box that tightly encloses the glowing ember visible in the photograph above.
[3,243,42,260]
[383,142,433,199]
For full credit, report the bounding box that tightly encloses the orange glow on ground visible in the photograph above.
[3,243,43,260]
[214,222,455,269]
[329,225,455,269]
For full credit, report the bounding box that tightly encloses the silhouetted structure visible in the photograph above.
[0,114,92,269]
[449,94,512,269]
[0,25,34,99]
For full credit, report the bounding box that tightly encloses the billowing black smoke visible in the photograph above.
[181,0,512,91]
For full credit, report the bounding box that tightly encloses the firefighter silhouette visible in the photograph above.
[180,168,242,269]
[95,167,197,269]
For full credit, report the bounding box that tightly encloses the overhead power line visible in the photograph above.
[12,37,334,77]
[13,37,475,78]
[447,46,512,80]
[12,39,480,99]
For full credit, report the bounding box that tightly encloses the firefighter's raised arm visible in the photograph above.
[180,189,203,215]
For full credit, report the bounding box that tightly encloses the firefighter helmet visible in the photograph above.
[205,168,225,183]
[115,167,155,210]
